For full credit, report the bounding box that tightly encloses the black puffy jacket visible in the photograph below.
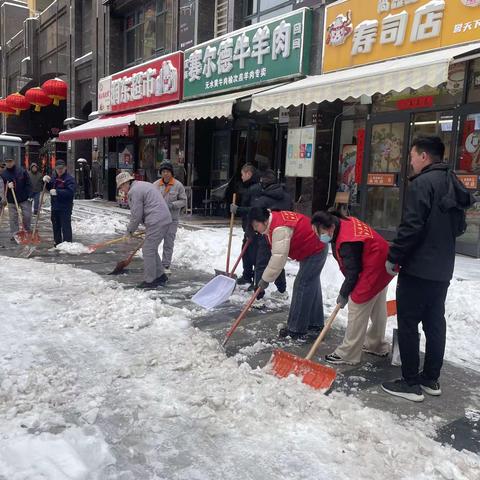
[388,163,474,281]
[237,173,262,230]
[252,183,293,211]
[1,165,32,204]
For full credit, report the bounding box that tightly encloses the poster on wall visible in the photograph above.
[338,144,357,195]
[286,126,315,177]
[118,144,134,170]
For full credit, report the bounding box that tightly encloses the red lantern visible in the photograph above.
[25,87,52,112]
[42,78,67,106]
[0,98,15,116]
[6,92,30,115]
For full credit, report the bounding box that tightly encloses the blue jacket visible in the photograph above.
[0,166,32,204]
[47,171,76,211]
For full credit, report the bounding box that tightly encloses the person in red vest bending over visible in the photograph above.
[249,207,327,340]
[311,211,395,365]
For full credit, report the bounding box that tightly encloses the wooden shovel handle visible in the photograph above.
[10,187,24,227]
[305,304,342,361]
[88,231,144,251]
[229,237,251,276]
[222,286,262,347]
[226,192,237,273]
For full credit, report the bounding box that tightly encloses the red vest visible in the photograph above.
[268,211,325,261]
[335,217,393,304]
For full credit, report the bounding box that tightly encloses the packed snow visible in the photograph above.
[1,258,479,479]
[55,242,92,255]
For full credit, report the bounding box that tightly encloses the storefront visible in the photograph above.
[249,0,480,257]
[59,51,184,201]
[136,8,312,213]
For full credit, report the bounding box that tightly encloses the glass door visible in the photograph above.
[362,113,410,238]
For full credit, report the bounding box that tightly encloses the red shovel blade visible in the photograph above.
[270,349,337,391]
[30,231,41,244]
[14,230,31,245]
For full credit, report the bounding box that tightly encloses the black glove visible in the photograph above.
[336,294,348,308]
[257,279,269,291]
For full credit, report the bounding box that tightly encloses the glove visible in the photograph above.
[257,279,269,291]
[385,260,399,276]
[28,197,33,202]
[50,189,57,196]
[7,182,14,189]
[43,175,51,183]
[126,231,134,238]
[230,203,238,215]
[336,294,348,309]
[1,199,6,207]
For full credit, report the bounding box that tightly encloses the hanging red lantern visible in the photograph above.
[41,78,67,106]
[0,98,15,116]
[25,87,52,112]
[6,92,30,115]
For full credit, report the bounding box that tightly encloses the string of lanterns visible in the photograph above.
[0,77,67,116]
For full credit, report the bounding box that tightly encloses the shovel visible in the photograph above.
[270,304,342,391]
[225,193,237,275]
[108,239,144,275]
[192,239,251,309]
[222,287,263,347]
[10,187,30,245]
[87,231,144,253]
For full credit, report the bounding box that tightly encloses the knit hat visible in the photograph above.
[55,159,66,167]
[159,161,174,175]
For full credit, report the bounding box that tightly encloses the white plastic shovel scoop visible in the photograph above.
[192,274,237,309]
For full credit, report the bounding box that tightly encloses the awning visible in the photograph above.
[135,85,279,125]
[58,112,136,141]
[250,42,480,112]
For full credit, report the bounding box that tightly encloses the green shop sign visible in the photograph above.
[183,8,312,99]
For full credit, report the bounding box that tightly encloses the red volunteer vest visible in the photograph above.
[268,211,325,261]
[335,217,393,304]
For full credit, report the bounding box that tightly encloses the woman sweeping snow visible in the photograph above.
[248,207,327,340]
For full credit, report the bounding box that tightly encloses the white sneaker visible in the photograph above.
[270,290,289,300]
[164,267,171,275]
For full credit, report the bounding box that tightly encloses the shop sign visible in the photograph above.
[179,0,197,50]
[457,174,478,189]
[286,126,315,177]
[324,0,480,73]
[98,52,184,114]
[183,8,311,99]
[396,95,434,109]
[367,173,396,186]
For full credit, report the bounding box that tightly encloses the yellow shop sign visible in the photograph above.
[323,0,480,73]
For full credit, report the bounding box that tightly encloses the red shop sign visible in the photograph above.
[457,174,478,190]
[396,96,434,111]
[99,51,184,115]
[367,173,396,186]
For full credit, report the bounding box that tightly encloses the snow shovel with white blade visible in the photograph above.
[191,238,251,310]
[269,304,342,391]
[10,187,30,245]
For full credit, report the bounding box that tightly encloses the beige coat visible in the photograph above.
[261,212,294,283]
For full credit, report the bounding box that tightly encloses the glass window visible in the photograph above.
[243,0,294,25]
[410,111,454,165]
[467,59,480,103]
[139,138,157,183]
[456,113,480,174]
[259,5,293,21]
[260,0,288,9]
[365,187,401,231]
[144,2,156,58]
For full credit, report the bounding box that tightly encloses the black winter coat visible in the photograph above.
[388,163,474,282]
[1,166,32,204]
[237,173,261,230]
[252,183,293,211]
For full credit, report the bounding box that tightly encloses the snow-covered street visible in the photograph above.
[0,202,479,479]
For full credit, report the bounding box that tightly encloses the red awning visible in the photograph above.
[58,112,136,141]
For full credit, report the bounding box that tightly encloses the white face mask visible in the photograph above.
[319,233,332,243]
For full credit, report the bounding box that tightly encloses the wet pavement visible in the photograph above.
[1,203,479,455]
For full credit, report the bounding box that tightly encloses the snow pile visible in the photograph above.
[0,258,479,479]
[56,242,92,255]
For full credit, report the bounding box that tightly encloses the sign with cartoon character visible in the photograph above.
[324,0,480,73]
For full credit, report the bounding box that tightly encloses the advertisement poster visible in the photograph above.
[118,144,134,170]
[286,126,315,177]
[179,0,196,50]
[338,144,357,194]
